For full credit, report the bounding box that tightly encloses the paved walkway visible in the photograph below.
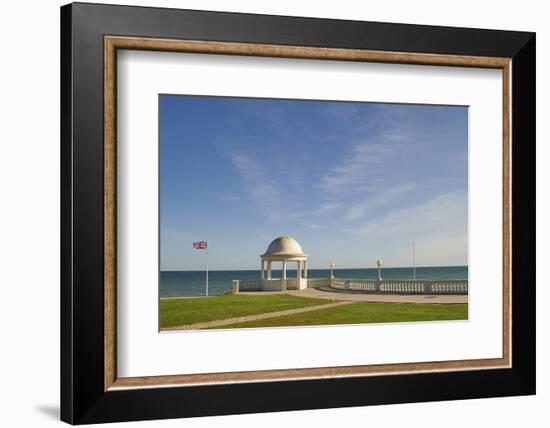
[239,288,468,304]
[162,300,353,331]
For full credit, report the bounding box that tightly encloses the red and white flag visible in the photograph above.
[193,241,208,249]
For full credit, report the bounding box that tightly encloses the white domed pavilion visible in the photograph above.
[260,236,308,291]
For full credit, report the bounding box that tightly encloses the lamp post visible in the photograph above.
[330,261,335,279]
[377,259,383,281]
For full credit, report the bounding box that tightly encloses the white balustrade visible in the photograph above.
[306,278,330,288]
[237,279,262,291]
[234,277,467,295]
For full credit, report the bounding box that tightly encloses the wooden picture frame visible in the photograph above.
[61,2,535,424]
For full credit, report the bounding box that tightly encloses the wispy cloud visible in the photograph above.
[229,152,286,220]
[316,130,418,225]
[329,191,468,266]
[217,193,241,203]
[307,224,323,230]
[345,183,415,220]
[357,191,467,239]
[318,141,392,195]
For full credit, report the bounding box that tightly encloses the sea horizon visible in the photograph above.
[160,265,468,297]
[161,264,467,272]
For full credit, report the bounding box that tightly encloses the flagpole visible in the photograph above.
[412,241,416,280]
[205,240,209,296]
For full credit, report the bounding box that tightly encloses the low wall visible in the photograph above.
[233,278,300,292]
[330,278,377,292]
[235,279,261,291]
[234,277,468,295]
[305,278,330,288]
[330,278,468,295]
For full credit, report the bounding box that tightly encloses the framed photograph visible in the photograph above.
[61,2,535,424]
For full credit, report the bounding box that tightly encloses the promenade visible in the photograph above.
[240,288,468,304]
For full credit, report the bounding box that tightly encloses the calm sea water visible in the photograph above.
[160,266,468,297]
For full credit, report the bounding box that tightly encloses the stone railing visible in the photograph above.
[233,278,298,292]
[286,278,298,289]
[234,279,261,291]
[430,280,469,294]
[306,278,330,288]
[233,278,468,295]
[330,278,378,292]
[333,278,468,295]
[379,280,426,294]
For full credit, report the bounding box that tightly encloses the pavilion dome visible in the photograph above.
[263,236,305,257]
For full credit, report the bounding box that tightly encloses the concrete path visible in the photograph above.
[239,288,468,304]
[162,300,353,331]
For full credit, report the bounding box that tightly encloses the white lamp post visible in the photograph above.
[330,261,335,279]
[377,259,383,281]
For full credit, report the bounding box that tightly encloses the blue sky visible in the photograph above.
[160,95,468,271]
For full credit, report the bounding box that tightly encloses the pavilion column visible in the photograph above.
[296,260,301,279]
[267,261,272,279]
[304,260,308,279]
[260,259,264,279]
[282,261,287,279]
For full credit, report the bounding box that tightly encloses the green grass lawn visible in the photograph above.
[160,294,332,328]
[213,302,468,329]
